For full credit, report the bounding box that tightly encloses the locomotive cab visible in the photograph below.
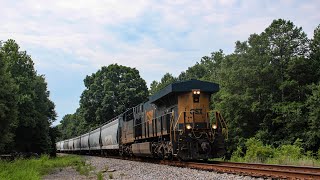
[174,88,226,160]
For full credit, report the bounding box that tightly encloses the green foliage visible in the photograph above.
[244,138,274,163]
[0,39,56,154]
[310,24,320,82]
[0,155,82,180]
[57,110,89,140]
[219,19,312,152]
[0,44,18,153]
[149,73,177,95]
[75,161,94,176]
[230,146,245,162]
[97,171,103,180]
[231,138,320,166]
[305,83,320,150]
[80,64,148,126]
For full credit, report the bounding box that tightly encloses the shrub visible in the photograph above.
[243,138,274,163]
[273,139,303,164]
[230,138,320,166]
[230,146,244,162]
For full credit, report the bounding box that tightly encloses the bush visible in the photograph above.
[243,138,274,163]
[230,146,244,162]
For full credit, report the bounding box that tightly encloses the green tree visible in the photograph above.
[57,109,88,140]
[213,19,314,155]
[305,25,320,151]
[260,19,311,146]
[149,73,177,95]
[80,64,148,126]
[310,24,320,82]
[0,42,18,154]
[177,50,224,82]
[305,83,320,151]
[2,39,56,154]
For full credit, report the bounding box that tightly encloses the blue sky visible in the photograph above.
[1,0,319,126]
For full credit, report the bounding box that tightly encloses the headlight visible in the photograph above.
[212,124,217,129]
[186,124,192,130]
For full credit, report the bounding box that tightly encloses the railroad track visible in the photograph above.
[157,160,320,179]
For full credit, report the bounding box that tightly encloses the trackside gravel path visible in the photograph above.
[44,155,268,180]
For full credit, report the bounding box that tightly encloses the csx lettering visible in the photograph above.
[190,109,202,114]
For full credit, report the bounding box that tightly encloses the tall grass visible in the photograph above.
[0,155,83,180]
[230,138,320,166]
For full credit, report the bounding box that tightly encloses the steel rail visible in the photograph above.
[209,161,320,174]
[157,160,320,179]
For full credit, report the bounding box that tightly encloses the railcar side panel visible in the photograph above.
[74,136,81,151]
[60,141,64,151]
[89,128,101,150]
[80,133,89,150]
[101,119,119,149]
[68,138,74,151]
[56,142,60,151]
[63,140,69,151]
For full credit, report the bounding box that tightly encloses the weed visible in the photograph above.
[97,171,103,180]
[109,172,113,179]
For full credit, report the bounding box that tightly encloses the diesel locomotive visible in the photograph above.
[57,79,227,160]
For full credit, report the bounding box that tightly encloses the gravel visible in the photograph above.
[44,155,268,180]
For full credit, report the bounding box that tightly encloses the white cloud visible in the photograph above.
[2,0,319,77]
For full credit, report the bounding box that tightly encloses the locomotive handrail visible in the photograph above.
[209,110,228,140]
[169,110,175,143]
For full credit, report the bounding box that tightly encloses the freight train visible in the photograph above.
[56,79,227,160]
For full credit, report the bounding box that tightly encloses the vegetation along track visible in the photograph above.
[156,160,320,179]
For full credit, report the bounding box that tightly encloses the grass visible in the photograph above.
[97,171,103,180]
[0,154,83,180]
[75,161,95,176]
